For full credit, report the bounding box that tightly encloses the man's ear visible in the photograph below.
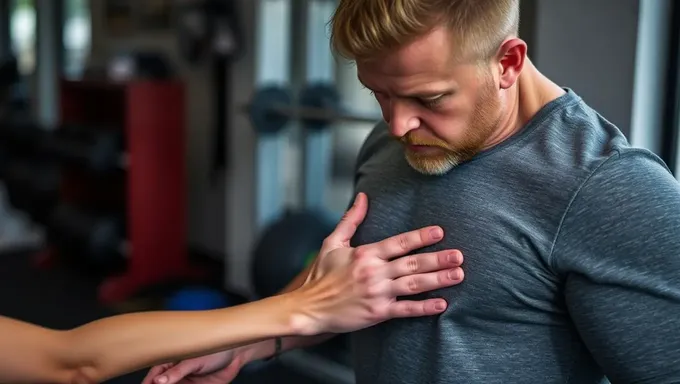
[496,38,527,89]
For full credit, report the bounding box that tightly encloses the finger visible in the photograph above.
[388,298,448,318]
[385,250,463,279]
[153,362,198,384]
[359,225,444,260]
[142,364,173,384]
[391,267,464,296]
[326,192,368,245]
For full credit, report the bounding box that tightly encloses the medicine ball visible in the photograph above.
[251,209,335,298]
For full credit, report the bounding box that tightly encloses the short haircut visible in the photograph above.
[330,0,521,62]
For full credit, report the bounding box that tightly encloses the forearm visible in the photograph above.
[0,294,304,384]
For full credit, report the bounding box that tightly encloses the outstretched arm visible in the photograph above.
[0,293,306,384]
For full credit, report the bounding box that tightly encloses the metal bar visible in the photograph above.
[272,104,381,124]
[242,103,382,125]
[254,0,292,230]
[301,0,335,210]
[36,0,62,128]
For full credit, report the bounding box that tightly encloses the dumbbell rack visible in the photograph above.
[35,79,205,304]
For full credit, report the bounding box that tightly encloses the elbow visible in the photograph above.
[56,366,103,384]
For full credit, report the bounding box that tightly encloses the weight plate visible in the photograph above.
[248,87,292,134]
[299,83,341,131]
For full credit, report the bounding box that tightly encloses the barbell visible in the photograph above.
[246,84,382,134]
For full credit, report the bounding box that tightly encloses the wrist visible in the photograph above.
[234,338,279,364]
[277,290,323,337]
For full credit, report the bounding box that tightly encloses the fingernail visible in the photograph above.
[447,251,460,264]
[435,300,446,310]
[430,227,443,240]
[449,268,462,280]
[156,376,168,384]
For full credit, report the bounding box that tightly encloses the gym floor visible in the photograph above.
[0,249,326,384]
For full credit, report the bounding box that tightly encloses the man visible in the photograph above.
[144,0,680,383]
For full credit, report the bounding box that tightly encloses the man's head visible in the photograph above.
[330,0,526,175]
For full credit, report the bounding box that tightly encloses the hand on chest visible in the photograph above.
[352,181,564,322]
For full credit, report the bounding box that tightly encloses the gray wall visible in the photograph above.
[529,0,641,138]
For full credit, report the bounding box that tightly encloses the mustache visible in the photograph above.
[399,132,449,148]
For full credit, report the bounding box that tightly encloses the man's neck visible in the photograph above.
[483,59,565,149]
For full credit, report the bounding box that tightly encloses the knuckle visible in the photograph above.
[407,277,419,293]
[438,251,450,266]
[398,234,410,251]
[354,264,376,282]
[321,237,333,250]
[420,228,429,243]
[401,302,415,316]
[405,255,419,273]
[365,283,382,298]
[353,246,369,260]
[438,270,450,285]
[367,304,382,319]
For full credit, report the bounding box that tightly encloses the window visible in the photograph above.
[9,0,36,75]
[62,0,91,79]
[666,1,680,176]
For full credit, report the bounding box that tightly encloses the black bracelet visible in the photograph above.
[264,337,282,361]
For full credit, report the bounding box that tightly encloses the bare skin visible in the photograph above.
[143,24,566,384]
[0,193,464,384]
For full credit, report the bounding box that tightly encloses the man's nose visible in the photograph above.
[386,101,420,138]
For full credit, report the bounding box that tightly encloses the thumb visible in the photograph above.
[326,192,368,246]
[153,361,199,384]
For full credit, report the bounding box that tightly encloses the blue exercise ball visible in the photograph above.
[165,287,229,311]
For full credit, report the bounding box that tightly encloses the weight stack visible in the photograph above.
[2,160,60,225]
[41,125,125,173]
[46,203,126,274]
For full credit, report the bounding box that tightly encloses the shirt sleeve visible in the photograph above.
[551,149,680,384]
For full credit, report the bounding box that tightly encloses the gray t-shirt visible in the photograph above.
[349,89,680,384]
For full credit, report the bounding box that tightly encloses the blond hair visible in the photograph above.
[330,0,520,62]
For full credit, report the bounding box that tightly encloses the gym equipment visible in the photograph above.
[165,287,230,311]
[298,83,342,131]
[246,85,381,134]
[35,79,202,305]
[46,203,126,266]
[41,125,126,172]
[251,210,335,299]
[248,87,293,134]
[177,0,244,184]
[0,120,48,155]
[107,51,175,81]
[2,160,59,224]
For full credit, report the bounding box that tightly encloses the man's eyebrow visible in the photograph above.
[357,75,453,99]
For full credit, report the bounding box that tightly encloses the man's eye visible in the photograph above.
[421,95,444,108]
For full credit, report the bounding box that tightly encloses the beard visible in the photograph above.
[402,76,502,176]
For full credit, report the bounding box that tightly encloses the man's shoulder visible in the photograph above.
[581,146,673,200]
[354,121,391,167]
[555,145,678,250]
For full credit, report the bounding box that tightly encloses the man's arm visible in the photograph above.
[552,150,680,383]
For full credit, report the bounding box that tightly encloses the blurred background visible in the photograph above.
[0,0,677,383]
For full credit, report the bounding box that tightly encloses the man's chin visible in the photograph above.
[404,152,459,176]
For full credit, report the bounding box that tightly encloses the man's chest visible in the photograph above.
[351,153,567,322]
